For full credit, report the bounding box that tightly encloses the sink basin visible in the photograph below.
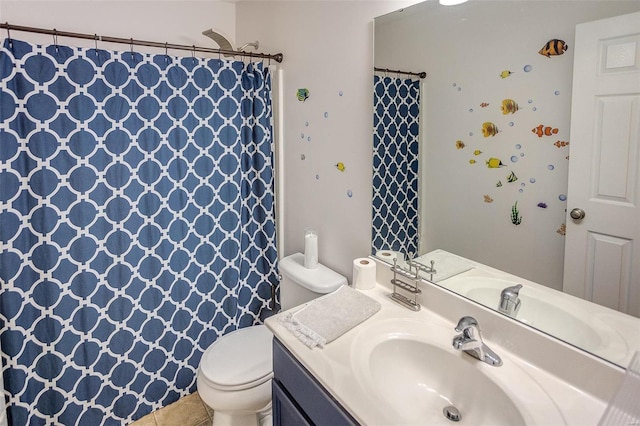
[442,274,628,358]
[369,338,524,425]
[351,318,565,425]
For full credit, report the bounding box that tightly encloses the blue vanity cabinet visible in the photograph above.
[272,338,359,426]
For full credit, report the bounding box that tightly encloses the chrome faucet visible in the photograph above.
[499,284,523,317]
[452,316,502,366]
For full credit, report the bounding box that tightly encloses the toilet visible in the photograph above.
[197,252,347,426]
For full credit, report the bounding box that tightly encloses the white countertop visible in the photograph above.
[266,282,614,426]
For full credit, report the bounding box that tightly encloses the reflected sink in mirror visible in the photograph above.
[378,249,640,368]
[352,319,565,426]
[441,269,633,366]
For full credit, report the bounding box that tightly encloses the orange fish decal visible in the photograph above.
[554,140,569,148]
[480,102,489,108]
[539,39,568,57]
[532,124,558,137]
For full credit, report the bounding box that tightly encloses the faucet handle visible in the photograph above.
[501,284,523,300]
[455,316,478,332]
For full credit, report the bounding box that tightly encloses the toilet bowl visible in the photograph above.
[197,325,273,426]
[197,252,347,426]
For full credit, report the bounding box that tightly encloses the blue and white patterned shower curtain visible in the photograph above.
[0,38,278,424]
[372,75,420,256]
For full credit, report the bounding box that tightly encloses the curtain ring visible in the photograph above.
[130,38,134,57]
[53,29,59,52]
[94,34,99,53]
[192,45,196,64]
[5,22,11,47]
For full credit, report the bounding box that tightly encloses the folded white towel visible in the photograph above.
[417,249,474,282]
[278,285,381,349]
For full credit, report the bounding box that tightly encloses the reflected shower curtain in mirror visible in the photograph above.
[372,75,420,256]
[0,38,278,424]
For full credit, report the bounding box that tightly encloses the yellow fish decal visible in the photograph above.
[473,150,482,156]
[482,122,499,137]
[483,195,494,203]
[486,158,505,168]
[539,39,568,57]
[500,70,513,79]
[469,159,476,165]
[455,140,465,149]
[335,162,346,172]
[501,99,519,115]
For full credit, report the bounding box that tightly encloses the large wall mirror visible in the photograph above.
[373,0,640,368]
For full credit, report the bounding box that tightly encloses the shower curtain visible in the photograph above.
[0,38,278,424]
[371,75,420,256]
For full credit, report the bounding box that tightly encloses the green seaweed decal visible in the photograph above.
[511,202,523,225]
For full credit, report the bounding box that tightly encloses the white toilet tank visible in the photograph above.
[278,252,347,310]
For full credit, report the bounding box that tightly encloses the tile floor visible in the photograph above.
[130,392,213,426]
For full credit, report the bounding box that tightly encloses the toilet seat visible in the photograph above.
[199,325,273,391]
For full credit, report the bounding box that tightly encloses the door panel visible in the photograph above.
[563,12,640,317]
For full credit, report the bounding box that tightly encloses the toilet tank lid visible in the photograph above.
[279,253,347,293]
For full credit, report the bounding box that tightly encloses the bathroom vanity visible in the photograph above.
[272,339,356,425]
[265,257,626,425]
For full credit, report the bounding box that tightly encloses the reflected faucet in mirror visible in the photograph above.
[499,284,522,318]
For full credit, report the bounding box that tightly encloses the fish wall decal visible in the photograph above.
[539,39,568,57]
[486,157,505,168]
[532,124,558,137]
[482,122,499,137]
[501,99,519,115]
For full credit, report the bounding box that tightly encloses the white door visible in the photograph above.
[563,12,640,317]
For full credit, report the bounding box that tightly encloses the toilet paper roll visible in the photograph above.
[352,258,376,290]
[375,250,400,263]
[304,229,318,269]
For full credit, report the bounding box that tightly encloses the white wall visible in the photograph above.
[0,1,236,55]
[236,1,416,279]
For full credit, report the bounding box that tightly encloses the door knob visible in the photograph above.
[570,208,586,221]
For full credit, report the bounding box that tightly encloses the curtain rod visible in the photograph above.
[374,67,427,79]
[0,22,284,63]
